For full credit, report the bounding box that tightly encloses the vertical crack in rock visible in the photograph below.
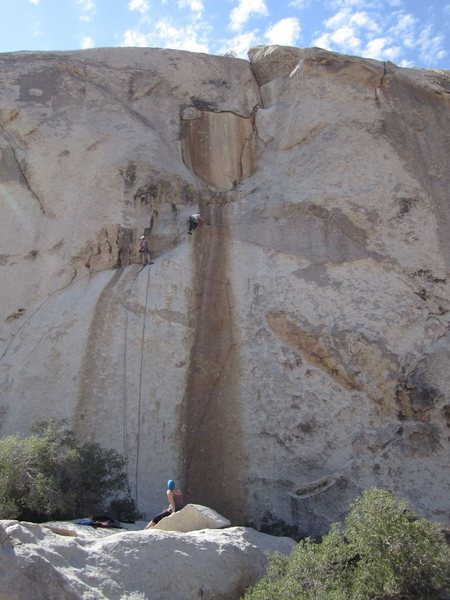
[0,131,47,215]
[15,153,45,213]
[181,200,245,522]
[380,61,387,88]
[375,61,387,106]
[248,64,265,108]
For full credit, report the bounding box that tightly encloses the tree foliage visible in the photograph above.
[243,488,450,600]
[0,419,141,522]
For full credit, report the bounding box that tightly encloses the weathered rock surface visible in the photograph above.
[0,520,294,600]
[153,504,231,532]
[0,45,449,535]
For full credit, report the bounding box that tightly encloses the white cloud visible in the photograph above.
[122,29,150,46]
[122,20,210,53]
[76,0,96,22]
[81,35,95,49]
[363,37,385,57]
[265,17,301,46]
[155,20,209,52]
[178,0,204,16]
[315,6,405,60]
[289,0,309,8]
[324,8,348,29]
[315,2,448,68]
[219,30,259,58]
[128,0,149,14]
[350,11,379,33]
[363,37,400,61]
[391,12,416,32]
[29,0,41,4]
[331,25,361,51]
[387,12,446,66]
[383,46,402,61]
[230,0,269,32]
[314,32,331,50]
[315,22,361,54]
[417,25,447,65]
[388,12,416,49]
[76,0,95,10]
[325,9,378,33]
[330,0,376,7]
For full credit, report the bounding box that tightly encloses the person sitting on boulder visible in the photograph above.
[188,213,203,235]
[144,479,184,529]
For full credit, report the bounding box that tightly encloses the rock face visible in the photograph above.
[0,520,295,600]
[0,45,449,535]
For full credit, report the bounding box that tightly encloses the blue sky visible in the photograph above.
[1,0,449,69]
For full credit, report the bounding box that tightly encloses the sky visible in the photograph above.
[1,0,450,69]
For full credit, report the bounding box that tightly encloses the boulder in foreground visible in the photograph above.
[153,503,231,532]
[0,519,295,600]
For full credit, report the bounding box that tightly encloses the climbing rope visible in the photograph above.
[134,262,152,505]
[121,265,141,485]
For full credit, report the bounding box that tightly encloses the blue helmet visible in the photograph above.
[167,479,176,490]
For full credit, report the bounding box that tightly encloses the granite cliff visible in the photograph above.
[1,45,449,535]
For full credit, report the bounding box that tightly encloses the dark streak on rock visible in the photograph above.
[181,197,245,522]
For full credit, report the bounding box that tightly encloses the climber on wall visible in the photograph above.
[139,235,152,266]
[188,213,204,235]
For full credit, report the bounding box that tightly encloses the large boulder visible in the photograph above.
[154,504,231,532]
[0,520,295,600]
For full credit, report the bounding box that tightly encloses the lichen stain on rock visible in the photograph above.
[396,360,448,423]
[266,310,358,390]
[181,199,245,522]
[379,77,450,267]
[232,204,377,264]
[399,422,442,457]
[266,310,398,404]
[75,270,123,437]
[74,267,137,442]
[17,67,61,104]
[181,109,256,191]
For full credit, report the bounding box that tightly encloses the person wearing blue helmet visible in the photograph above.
[144,479,184,529]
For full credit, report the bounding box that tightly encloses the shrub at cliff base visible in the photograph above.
[243,488,450,600]
[0,419,141,522]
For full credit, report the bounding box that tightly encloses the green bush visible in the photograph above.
[243,488,450,600]
[0,419,142,522]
